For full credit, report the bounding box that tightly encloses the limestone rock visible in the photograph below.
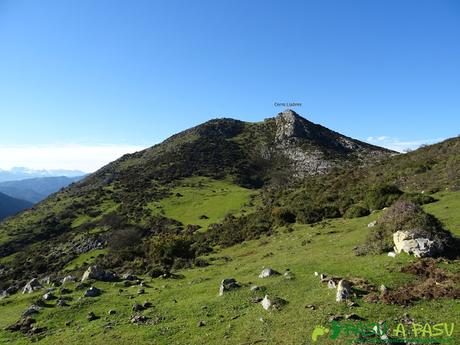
[336,280,352,302]
[83,286,101,297]
[258,267,280,278]
[393,230,445,258]
[219,278,240,296]
[81,265,118,282]
[22,278,42,294]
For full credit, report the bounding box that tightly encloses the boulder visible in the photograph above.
[122,273,138,281]
[387,251,397,258]
[83,286,101,297]
[61,275,76,284]
[261,295,287,311]
[258,267,280,278]
[393,230,445,258]
[22,305,41,317]
[22,278,42,294]
[42,292,56,301]
[336,280,352,302]
[219,278,240,296]
[81,266,118,282]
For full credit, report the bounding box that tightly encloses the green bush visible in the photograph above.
[343,205,370,219]
[365,184,403,210]
[361,201,451,254]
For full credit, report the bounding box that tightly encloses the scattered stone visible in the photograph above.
[132,303,144,312]
[87,312,98,321]
[329,315,343,322]
[387,251,397,258]
[130,315,148,324]
[56,299,69,307]
[108,310,116,315]
[327,280,336,289]
[142,301,153,308]
[368,221,377,228]
[122,273,138,281]
[81,265,118,282]
[345,313,365,321]
[250,296,263,303]
[61,275,76,284]
[22,278,43,294]
[43,292,56,301]
[59,287,72,294]
[258,267,280,278]
[5,316,45,335]
[197,320,206,327]
[137,289,145,295]
[261,295,287,311]
[336,280,352,302]
[40,276,52,286]
[305,304,316,310]
[284,271,295,280]
[84,286,101,297]
[347,301,358,307]
[314,272,319,277]
[22,305,41,317]
[379,285,387,294]
[250,285,261,292]
[320,273,327,280]
[219,278,240,296]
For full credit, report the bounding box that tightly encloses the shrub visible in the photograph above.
[271,207,296,225]
[400,193,436,205]
[344,205,370,219]
[365,184,403,210]
[361,201,451,254]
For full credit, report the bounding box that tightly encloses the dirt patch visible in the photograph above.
[364,258,460,305]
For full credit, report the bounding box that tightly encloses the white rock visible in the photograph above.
[387,251,396,257]
[22,278,42,294]
[258,267,280,278]
[367,221,377,228]
[336,280,352,302]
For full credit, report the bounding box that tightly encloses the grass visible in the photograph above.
[1,191,459,344]
[63,249,108,272]
[147,177,254,228]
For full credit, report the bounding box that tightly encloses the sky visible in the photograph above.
[0,0,459,172]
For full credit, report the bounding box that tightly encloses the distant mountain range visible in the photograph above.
[0,175,85,203]
[0,192,33,221]
[0,167,86,182]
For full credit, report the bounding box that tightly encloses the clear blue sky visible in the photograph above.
[0,0,459,171]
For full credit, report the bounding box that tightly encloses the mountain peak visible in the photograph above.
[274,109,311,141]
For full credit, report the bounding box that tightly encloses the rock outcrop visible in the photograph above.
[393,230,446,258]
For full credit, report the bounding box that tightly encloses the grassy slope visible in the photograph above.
[147,177,254,228]
[1,191,459,345]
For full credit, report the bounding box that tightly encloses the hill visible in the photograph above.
[1,111,460,344]
[0,192,32,221]
[0,110,393,280]
[0,176,85,203]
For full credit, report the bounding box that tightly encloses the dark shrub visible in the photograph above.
[361,201,452,254]
[271,207,296,225]
[365,184,403,210]
[400,193,436,205]
[344,205,370,219]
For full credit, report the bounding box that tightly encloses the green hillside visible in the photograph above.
[0,112,459,344]
[0,190,458,345]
